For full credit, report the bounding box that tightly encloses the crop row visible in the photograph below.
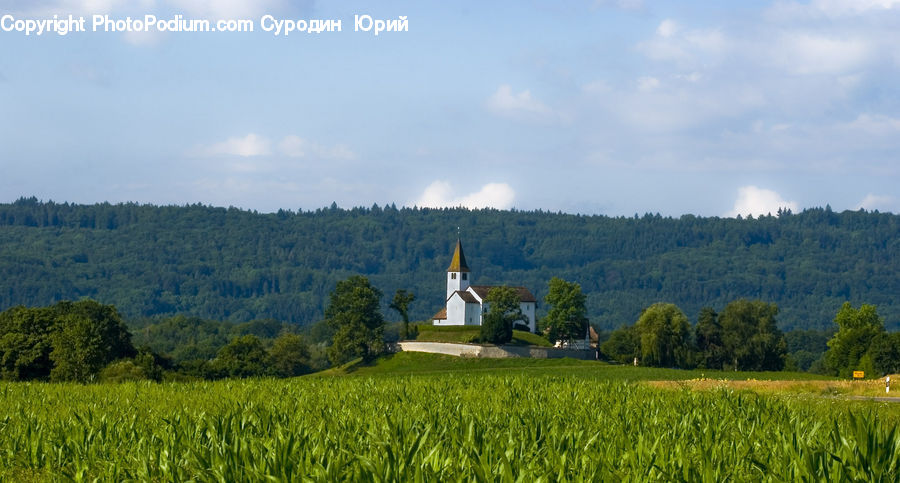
[1,375,898,481]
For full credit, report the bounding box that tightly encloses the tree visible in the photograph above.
[868,332,900,376]
[49,300,135,382]
[824,302,884,377]
[389,289,416,340]
[99,360,148,383]
[0,306,56,380]
[634,303,693,368]
[719,299,786,371]
[267,333,312,377]
[695,307,726,369]
[132,346,169,382]
[543,277,589,343]
[210,335,268,378]
[326,276,385,365]
[480,287,524,345]
[600,325,639,364]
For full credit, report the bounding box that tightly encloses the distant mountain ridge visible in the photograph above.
[1,197,897,330]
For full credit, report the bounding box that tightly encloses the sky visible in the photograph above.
[1,0,898,217]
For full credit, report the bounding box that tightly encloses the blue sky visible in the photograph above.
[1,0,898,216]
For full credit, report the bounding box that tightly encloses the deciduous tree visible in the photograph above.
[600,325,639,364]
[634,303,692,368]
[209,335,268,378]
[719,299,786,371]
[543,277,589,343]
[49,300,135,382]
[389,289,415,340]
[326,275,385,365]
[824,302,884,377]
[695,307,725,369]
[481,287,524,345]
[267,333,312,377]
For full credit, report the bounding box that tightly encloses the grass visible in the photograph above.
[325,351,840,382]
[410,324,554,347]
[647,376,900,399]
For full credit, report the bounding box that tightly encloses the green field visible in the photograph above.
[1,356,898,481]
[339,352,837,380]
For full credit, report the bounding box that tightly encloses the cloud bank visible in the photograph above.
[856,194,896,212]
[726,186,799,217]
[415,181,516,210]
[192,133,354,160]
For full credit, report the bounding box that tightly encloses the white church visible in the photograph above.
[432,239,538,332]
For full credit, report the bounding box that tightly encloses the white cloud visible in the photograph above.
[415,181,516,210]
[194,133,271,157]
[675,72,703,82]
[856,194,896,212]
[774,33,871,75]
[843,113,900,135]
[638,21,727,64]
[486,85,552,121]
[191,133,355,161]
[636,76,660,91]
[726,186,799,217]
[278,135,355,160]
[657,19,679,38]
[769,0,900,19]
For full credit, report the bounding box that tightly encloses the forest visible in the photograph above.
[0,197,898,332]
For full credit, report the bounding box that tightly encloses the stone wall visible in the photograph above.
[397,341,595,360]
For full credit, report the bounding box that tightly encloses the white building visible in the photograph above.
[432,239,537,332]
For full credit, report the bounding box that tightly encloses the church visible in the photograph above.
[432,239,538,332]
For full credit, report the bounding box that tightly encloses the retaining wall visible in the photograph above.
[397,341,595,360]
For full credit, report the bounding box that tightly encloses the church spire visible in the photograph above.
[447,239,470,273]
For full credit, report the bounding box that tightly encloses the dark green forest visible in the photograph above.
[1,197,898,331]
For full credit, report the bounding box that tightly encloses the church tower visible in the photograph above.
[446,239,471,300]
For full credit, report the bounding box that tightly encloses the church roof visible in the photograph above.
[432,308,447,320]
[446,239,470,272]
[468,285,537,303]
[452,290,479,303]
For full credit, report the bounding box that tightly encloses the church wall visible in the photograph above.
[445,295,467,325]
[464,303,481,325]
[520,302,537,332]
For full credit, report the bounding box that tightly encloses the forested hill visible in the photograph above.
[1,197,898,331]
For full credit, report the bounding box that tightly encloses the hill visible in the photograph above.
[319,351,833,381]
[1,198,898,330]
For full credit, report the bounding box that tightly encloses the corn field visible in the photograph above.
[1,374,899,481]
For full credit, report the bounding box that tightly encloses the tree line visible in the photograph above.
[0,275,593,381]
[600,300,900,377]
[1,198,898,332]
[0,300,318,382]
[2,282,896,382]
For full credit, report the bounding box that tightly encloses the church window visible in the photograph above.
[451,273,457,279]
[462,273,468,280]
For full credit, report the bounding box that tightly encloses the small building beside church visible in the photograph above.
[432,239,537,332]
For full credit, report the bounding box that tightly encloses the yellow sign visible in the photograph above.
[853,371,864,379]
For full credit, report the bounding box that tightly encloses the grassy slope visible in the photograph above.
[322,351,835,382]
[410,324,554,347]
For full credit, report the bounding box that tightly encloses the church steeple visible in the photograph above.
[446,239,471,299]
[447,239,470,273]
